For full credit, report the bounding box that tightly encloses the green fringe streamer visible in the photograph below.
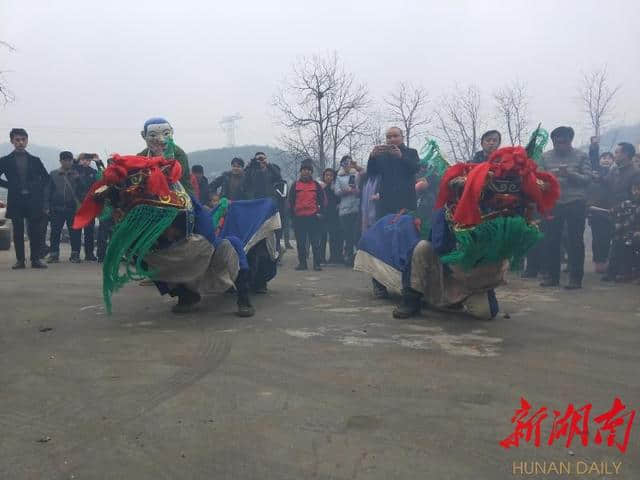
[525,126,549,164]
[211,196,229,229]
[440,216,542,271]
[418,138,449,178]
[163,137,176,158]
[99,203,113,222]
[102,204,179,314]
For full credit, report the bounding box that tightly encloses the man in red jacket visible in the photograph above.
[288,159,326,271]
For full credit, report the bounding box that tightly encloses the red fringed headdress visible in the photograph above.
[435,146,560,226]
[73,154,182,229]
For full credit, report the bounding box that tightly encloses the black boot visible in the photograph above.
[235,269,255,317]
[564,278,582,290]
[372,278,388,299]
[31,259,48,269]
[393,288,422,319]
[171,287,201,314]
[236,294,255,317]
[12,260,26,270]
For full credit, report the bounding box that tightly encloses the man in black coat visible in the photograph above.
[366,127,419,220]
[0,128,50,269]
[75,153,100,260]
[191,164,210,205]
[365,127,419,298]
[244,152,283,202]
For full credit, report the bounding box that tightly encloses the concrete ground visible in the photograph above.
[1,242,639,479]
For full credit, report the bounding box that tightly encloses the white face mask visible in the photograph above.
[142,122,174,154]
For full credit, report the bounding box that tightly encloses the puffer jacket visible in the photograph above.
[333,167,361,216]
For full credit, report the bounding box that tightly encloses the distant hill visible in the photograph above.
[0,143,62,170]
[187,145,291,178]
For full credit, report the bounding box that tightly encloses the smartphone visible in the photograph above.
[348,175,356,186]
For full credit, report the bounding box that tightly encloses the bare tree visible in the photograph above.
[434,85,483,162]
[340,117,370,164]
[580,66,620,137]
[0,41,15,105]
[365,109,387,148]
[273,52,369,171]
[494,80,529,146]
[384,82,430,148]
[327,80,369,169]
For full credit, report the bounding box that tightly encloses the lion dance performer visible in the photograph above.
[355,134,559,320]
[73,119,280,317]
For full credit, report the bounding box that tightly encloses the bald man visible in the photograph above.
[366,127,420,219]
[365,127,420,299]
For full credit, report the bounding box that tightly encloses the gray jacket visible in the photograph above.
[540,148,592,205]
[333,167,361,216]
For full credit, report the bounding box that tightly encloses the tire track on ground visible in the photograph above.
[3,327,231,479]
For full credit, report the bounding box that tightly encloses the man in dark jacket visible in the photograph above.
[245,152,283,201]
[471,130,501,164]
[75,153,99,260]
[47,151,83,263]
[0,128,50,269]
[366,127,419,220]
[539,126,592,289]
[366,127,419,297]
[191,165,210,205]
[601,143,640,282]
[209,157,248,201]
[289,159,326,271]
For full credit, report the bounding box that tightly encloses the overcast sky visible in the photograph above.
[1,0,639,156]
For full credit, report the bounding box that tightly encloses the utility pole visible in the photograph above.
[220,114,242,147]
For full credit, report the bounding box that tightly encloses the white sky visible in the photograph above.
[1,0,639,155]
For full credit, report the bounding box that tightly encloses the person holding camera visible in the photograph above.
[75,153,100,261]
[334,155,363,266]
[539,126,592,289]
[365,127,419,298]
[244,152,282,202]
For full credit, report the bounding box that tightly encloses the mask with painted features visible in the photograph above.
[141,117,174,156]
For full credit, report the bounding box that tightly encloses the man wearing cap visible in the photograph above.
[539,126,592,289]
